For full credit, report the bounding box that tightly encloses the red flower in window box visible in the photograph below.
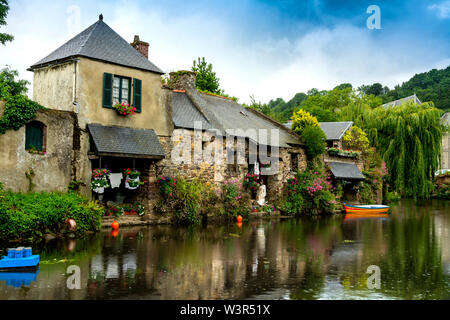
[113,102,136,116]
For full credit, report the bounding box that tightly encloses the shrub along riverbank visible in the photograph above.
[0,182,104,243]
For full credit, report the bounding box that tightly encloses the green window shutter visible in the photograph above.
[25,122,43,151]
[102,73,113,108]
[133,78,142,113]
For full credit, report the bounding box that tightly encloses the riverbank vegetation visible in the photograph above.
[280,162,337,216]
[156,174,252,225]
[0,182,104,243]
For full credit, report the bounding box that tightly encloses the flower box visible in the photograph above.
[113,102,136,116]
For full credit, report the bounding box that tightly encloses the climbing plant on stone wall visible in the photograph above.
[0,66,44,134]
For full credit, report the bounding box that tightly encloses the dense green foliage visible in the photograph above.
[255,65,450,124]
[0,187,104,242]
[157,175,219,224]
[341,101,443,198]
[301,126,327,160]
[342,125,370,152]
[378,66,450,111]
[0,67,44,134]
[191,57,222,94]
[0,0,13,45]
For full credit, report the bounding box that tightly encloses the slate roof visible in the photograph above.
[29,19,163,74]
[319,122,353,140]
[87,124,165,158]
[328,162,365,180]
[172,92,212,130]
[382,94,422,109]
[174,90,301,148]
[284,121,352,141]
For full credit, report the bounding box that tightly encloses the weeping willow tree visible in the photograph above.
[339,101,443,198]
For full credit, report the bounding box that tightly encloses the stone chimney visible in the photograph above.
[169,71,197,90]
[131,35,149,59]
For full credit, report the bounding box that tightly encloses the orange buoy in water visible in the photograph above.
[237,215,243,223]
[112,221,119,230]
[111,229,119,237]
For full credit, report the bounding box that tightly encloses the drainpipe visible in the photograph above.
[72,59,80,113]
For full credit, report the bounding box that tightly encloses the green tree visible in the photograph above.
[301,125,327,160]
[342,125,370,152]
[0,66,28,98]
[0,0,13,45]
[300,87,352,121]
[291,109,320,135]
[191,57,222,94]
[340,100,443,198]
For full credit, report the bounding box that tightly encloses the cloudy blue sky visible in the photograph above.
[1,0,450,103]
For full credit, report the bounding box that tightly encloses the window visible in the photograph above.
[113,76,131,105]
[103,73,141,112]
[290,153,298,172]
[25,121,46,153]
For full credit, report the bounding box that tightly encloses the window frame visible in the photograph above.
[25,121,47,154]
[112,75,131,105]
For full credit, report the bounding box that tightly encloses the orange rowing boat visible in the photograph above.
[343,204,390,214]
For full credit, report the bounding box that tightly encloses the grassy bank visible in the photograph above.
[0,182,104,243]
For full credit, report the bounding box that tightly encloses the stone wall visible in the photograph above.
[0,109,78,193]
[142,128,307,215]
[441,132,450,170]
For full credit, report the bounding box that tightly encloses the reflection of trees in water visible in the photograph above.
[336,200,449,299]
[375,201,448,299]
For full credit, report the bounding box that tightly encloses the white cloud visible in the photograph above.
[428,1,450,19]
[1,1,449,104]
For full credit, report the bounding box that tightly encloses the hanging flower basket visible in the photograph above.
[113,102,137,116]
[91,178,109,194]
[124,169,142,190]
[91,168,111,193]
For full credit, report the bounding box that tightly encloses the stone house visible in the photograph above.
[153,71,307,205]
[0,16,307,214]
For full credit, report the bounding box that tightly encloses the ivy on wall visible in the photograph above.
[0,66,44,134]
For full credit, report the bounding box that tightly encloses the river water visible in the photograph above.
[0,200,449,300]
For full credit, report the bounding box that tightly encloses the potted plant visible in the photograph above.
[124,168,142,190]
[113,102,136,116]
